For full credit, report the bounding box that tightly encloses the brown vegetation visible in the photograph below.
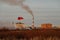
[0,28,60,40]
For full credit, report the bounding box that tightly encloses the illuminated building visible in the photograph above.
[14,22,26,29]
[41,23,52,29]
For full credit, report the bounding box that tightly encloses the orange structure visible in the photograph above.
[41,23,52,29]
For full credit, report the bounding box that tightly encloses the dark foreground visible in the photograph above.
[0,28,60,40]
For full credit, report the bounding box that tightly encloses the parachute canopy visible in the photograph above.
[17,16,24,20]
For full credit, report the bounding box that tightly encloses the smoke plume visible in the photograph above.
[0,0,34,27]
[0,0,24,5]
[0,0,33,16]
[21,4,33,16]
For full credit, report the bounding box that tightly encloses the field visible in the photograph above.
[0,28,60,40]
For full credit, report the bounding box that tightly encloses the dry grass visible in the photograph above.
[0,29,60,40]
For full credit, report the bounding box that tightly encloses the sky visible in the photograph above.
[0,0,60,28]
